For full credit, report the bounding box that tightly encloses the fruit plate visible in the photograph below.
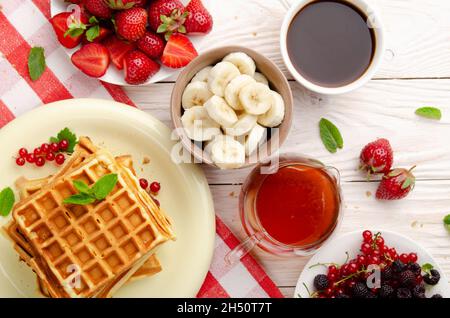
[0,99,215,297]
[294,230,450,298]
[50,0,211,86]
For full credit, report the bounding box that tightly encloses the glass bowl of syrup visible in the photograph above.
[226,154,342,263]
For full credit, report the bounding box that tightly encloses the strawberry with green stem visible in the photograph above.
[376,166,416,200]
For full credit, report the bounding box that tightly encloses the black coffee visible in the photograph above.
[286,0,375,88]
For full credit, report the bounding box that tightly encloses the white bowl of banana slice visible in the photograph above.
[171,46,293,169]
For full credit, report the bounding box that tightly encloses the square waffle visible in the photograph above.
[10,137,175,297]
[5,154,163,297]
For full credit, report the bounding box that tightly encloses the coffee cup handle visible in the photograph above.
[224,233,262,265]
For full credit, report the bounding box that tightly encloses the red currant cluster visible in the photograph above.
[15,140,68,167]
[139,178,161,207]
[311,230,441,298]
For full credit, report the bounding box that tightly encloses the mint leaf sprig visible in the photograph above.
[421,263,434,276]
[319,118,344,154]
[0,187,15,217]
[28,47,46,81]
[444,214,450,232]
[50,127,78,154]
[415,107,442,120]
[64,174,118,206]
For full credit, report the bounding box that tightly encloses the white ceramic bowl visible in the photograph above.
[280,0,385,95]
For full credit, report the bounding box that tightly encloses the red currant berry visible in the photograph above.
[55,153,65,165]
[375,236,384,247]
[335,288,345,295]
[327,272,337,282]
[380,245,389,254]
[357,255,367,266]
[34,148,42,156]
[18,148,28,158]
[50,142,60,152]
[362,230,372,242]
[348,263,358,274]
[35,157,45,167]
[59,139,69,150]
[372,250,381,257]
[369,256,381,265]
[40,143,50,153]
[408,253,418,263]
[26,153,36,163]
[16,157,25,166]
[328,265,338,275]
[399,253,409,264]
[46,152,55,161]
[149,181,161,193]
[139,178,149,190]
[153,198,160,207]
[346,280,356,289]
[361,243,373,255]
[325,288,333,296]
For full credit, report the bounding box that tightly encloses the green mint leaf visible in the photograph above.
[28,47,46,81]
[444,214,450,232]
[0,187,15,217]
[86,25,100,42]
[89,16,99,24]
[63,193,96,205]
[415,107,442,120]
[73,180,90,194]
[91,174,118,200]
[319,118,343,153]
[421,263,434,275]
[50,127,78,153]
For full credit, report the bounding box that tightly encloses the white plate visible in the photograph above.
[295,230,450,298]
[0,99,216,297]
[50,0,211,86]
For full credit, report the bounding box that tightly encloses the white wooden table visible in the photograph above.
[124,0,450,297]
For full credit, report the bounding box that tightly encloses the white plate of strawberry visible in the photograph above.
[50,0,213,85]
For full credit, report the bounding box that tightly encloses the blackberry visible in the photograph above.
[336,293,350,299]
[313,274,329,290]
[365,292,377,299]
[382,266,394,281]
[412,285,425,298]
[352,282,369,298]
[396,288,412,299]
[392,259,406,273]
[399,270,416,288]
[379,284,395,298]
[431,294,443,298]
[408,263,421,275]
[423,269,440,285]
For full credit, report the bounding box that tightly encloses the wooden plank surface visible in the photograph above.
[123,0,450,298]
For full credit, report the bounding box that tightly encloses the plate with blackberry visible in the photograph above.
[295,230,449,298]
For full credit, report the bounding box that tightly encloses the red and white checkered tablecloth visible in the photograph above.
[0,0,283,298]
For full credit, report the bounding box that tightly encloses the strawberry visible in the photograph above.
[103,35,136,69]
[376,167,416,200]
[124,50,160,84]
[50,12,88,49]
[360,138,393,176]
[148,0,185,32]
[137,31,165,59]
[115,7,148,41]
[71,43,110,77]
[85,0,113,19]
[82,25,112,44]
[161,33,198,68]
[184,0,213,35]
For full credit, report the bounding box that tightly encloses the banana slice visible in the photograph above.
[257,91,285,127]
[224,75,256,110]
[181,106,221,141]
[204,96,238,128]
[254,72,269,86]
[239,82,274,115]
[210,135,246,169]
[245,124,267,156]
[191,66,213,83]
[208,62,240,97]
[204,134,230,155]
[223,52,256,77]
[224,113,257,137]
[182,82,214,109]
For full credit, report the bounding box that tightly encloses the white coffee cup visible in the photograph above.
[280,0,385,95]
